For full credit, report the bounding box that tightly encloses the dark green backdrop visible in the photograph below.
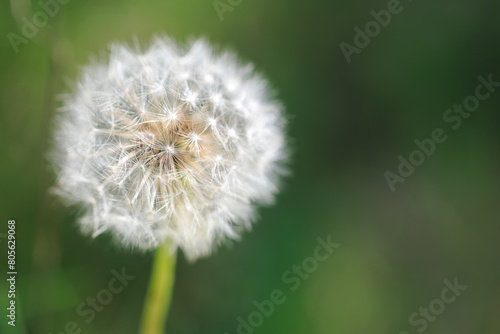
[1,0,499,333]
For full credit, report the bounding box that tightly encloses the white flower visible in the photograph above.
[52,36,287,260]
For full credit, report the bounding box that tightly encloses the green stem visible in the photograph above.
[139,243,177,334]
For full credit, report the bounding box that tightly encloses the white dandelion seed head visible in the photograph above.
[52,36,287,260]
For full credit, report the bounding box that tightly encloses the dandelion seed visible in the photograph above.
[52,36,287,260]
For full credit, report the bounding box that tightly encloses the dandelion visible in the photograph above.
[52,36,287,334]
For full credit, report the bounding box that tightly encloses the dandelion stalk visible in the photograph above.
[140,243,176,334]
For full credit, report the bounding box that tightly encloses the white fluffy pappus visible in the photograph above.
[52,36,287,260]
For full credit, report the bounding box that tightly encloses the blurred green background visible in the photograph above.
[1,0,500,333]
